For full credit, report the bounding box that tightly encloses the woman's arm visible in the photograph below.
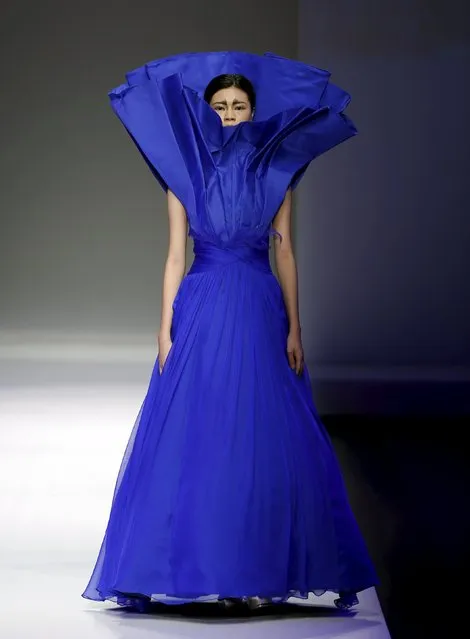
[272,188,304,374]
[158,189,188,346]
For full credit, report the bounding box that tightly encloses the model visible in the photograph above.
[82,51,378,612]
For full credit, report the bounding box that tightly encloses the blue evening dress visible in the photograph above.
[81,51,378,608]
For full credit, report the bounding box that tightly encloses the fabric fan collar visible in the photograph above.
[118,51,336,123]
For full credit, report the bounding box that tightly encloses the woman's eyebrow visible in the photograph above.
[211,99,247,105]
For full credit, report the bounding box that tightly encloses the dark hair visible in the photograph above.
[203,74,256,111]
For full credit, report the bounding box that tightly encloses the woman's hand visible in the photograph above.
[287,330,304,375]
[158,335,173,374]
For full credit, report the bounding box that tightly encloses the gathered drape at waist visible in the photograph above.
[189,240,272,274]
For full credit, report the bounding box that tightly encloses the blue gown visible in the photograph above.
[82,51,378,607]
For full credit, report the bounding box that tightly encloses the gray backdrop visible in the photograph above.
[1,0,469,412]
[298,0,470,374]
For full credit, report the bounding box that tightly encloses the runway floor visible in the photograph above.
[2,565,388,639]
[0,337,391,638]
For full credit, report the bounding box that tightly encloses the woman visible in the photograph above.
[82,51,378,612]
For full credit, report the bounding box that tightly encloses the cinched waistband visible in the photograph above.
[188,241,272,274]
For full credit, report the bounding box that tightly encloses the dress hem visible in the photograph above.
[82,583,376,607]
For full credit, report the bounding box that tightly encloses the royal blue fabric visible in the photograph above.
[82,51,377,607]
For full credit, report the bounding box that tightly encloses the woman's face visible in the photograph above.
[209,87,253,126]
